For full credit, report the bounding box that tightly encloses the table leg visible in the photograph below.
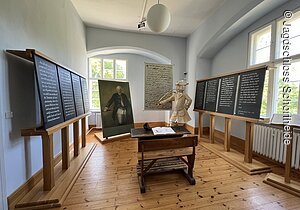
[140,146,145,193]
[186,155,196,185]
[42,133,54,191]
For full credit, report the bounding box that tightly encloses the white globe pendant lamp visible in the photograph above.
[147,1,171,33]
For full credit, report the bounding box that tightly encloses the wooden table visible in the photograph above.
[131,126,198,193]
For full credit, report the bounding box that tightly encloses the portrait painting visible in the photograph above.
[98,80,134,138]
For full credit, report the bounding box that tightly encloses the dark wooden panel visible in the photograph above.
[71,73,84,116]
[194,81,206,110]
[80,77,89,113]
[33,54,64,129]
[217,74,238,115]
[204,78,219,112]
[236,67,266,119]
[57,66,76,121]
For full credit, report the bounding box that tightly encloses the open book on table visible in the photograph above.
[152,127,175,135]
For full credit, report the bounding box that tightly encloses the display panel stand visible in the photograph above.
[21,113,89,190]
[263,126,300,197]
[9,114,96,210]
[195,110,271,175]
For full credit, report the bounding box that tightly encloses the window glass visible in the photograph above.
[260,70,269,117]
[249,25,271,66]
[276,11,300,58]
[88,57,127,110]
[274,60,300,114]
[103,59,114,79]
[89,57,102,78]
[115,60,126,79]
[89,80,100,109]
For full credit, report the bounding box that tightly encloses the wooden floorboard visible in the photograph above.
[60,130,300,210]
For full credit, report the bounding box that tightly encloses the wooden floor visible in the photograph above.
[60,131,300,210]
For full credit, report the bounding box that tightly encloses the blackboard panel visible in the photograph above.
[33,54,64,129]
[57,66,76,121]
[71,73,84,116]
[194,81,206,110]
[204,78,219,112]
[80,77,90,113]
[236,68,266,119]
[217,75,238,115]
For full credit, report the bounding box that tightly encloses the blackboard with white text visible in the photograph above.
[194,66,267,119]
[204,79,219,112]
[194,81,206,110]
[72,73,85,116]
[33,54,64,128]
[58,66,77,121]
[217,74,238,115]
[33,53,89,129]
[236,68,266,118]
[80,77,90,113]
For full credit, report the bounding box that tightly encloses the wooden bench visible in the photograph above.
[137,135,198,193]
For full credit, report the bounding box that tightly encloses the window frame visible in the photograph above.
[87,56,128,111]
[248,8,300,117]
[115,59,128,80]
[248,23,273,67]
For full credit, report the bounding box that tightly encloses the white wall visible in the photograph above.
[0,0,86,207]
[186,0,264,128]
[89,53,169,124]
[86,27,187,85]
[210,0,300,139]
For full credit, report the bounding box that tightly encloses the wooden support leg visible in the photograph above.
[81,117,86,148]
[209,115,215,144]
[73,121,79,157]
[244,122,254,163]
[42,134,54,191]
[185,155,196,185]
[284,131,293,183]
[61,126,70,170]
[187,155,194,177]
[224,118,232,152]
[198,112,203,140]
[140,144,146,193]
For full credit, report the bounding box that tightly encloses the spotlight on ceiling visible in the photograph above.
[146,0,171,33]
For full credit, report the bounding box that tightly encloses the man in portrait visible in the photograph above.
[103,86,132,125]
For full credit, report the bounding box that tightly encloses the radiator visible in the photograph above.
[253,124,300,170]
[95,112,102,128]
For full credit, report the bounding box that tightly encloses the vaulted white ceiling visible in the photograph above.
[71,0,226,37]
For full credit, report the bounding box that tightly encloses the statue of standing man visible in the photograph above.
[159,80,192,126]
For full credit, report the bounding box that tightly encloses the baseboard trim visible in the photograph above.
[7,143,75,209]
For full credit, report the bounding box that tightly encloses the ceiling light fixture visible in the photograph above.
[146,0,171,33]
[138,0,148,30]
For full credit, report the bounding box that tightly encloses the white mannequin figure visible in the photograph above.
[159,80,192,126]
